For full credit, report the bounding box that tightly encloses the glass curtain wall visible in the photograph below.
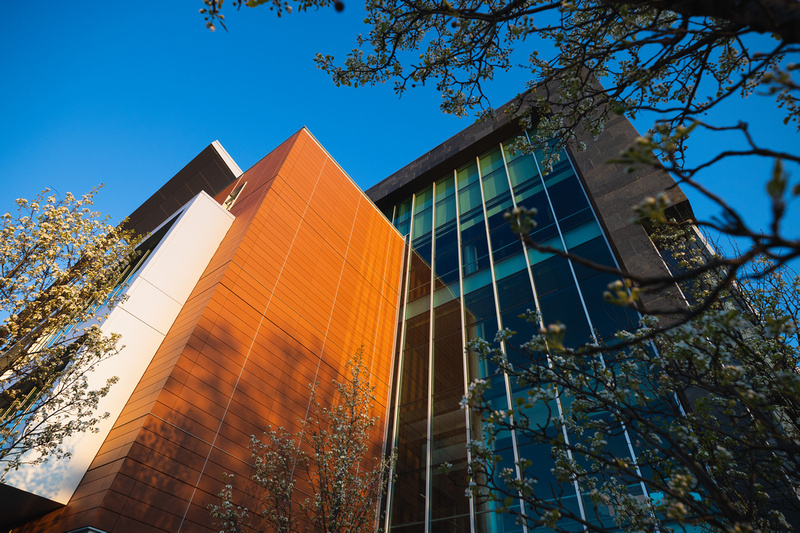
[384,133,642,533]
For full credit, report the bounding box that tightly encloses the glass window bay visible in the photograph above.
[382,133,644,533]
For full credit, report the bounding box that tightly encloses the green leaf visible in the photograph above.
[767,160,787,199]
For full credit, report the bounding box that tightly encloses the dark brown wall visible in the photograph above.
[123,143,240,238]
[566,112,690,310]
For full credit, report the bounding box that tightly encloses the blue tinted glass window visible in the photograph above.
[537,286,592,347]
[531,255,573,295]
[496,269,534,311]
[569,237,638,339]
[434,217,460,286]
[460,209,490,276]
[394,198,412,235]
[434,253,459,286]
[434,217,458,255]
[494,253,527,279]
[501,304,541,362]
[461,267,492,294]
[464,284,496,323]
[513,172,544,205]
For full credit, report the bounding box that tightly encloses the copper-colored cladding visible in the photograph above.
[17,129,406,532]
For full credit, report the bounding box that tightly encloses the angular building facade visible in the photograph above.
[2,104,688,532]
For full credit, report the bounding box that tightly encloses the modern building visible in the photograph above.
[1,98,689,532]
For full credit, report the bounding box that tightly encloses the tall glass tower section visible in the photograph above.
[381,132,642,533]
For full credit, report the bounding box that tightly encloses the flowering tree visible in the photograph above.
[204,0,800,302]
[0,187,134,478]
[463,225,800,532]
[211,349,394,533]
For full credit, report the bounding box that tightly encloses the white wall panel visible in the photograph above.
[3,191,234,503]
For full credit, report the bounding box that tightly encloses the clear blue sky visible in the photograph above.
[1,1,798,247]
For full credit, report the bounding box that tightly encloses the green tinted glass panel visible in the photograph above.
[507,154,539,188]
[397,198,411,220]
[434,195,456,227]
[513,175,545,206]
[414,185,433,213]
[435,174,455,198]
[458,182,482,213]
[478,146,504,175]
[481,168,510,201]
[484,190,513,220]
[456,160,479,190]
[411,208,432,241]
[502,136,528,162]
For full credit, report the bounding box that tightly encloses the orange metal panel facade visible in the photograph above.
[14,129,405,532]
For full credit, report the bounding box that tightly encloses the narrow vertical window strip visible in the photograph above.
[561,148,655,505]
[477,149,529,533]
[523,132,590,526]
[385,192,417,531]
[453,166,477,533]
[424,183,437,533]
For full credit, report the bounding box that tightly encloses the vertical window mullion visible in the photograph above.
[384,193,416,532]
[477,150,529,533]
[529,147,597,340]
[452,168,476,533]
[523,133,590,524]
[562,150,656,503]
[424,184,437,533]
[500,141,546,334]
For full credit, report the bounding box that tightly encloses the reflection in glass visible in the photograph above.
[385,135,645,532]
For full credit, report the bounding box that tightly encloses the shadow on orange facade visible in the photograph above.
[9,128,405,532]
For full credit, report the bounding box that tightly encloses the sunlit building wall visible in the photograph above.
[4,101,690,533]
[9,128,406,532]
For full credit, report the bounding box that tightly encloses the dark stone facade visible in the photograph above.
[123,142,240,237]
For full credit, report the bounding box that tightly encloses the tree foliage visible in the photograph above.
[196,3,800,529]
[205,0,800,295]
[211,349,394,533]
[464,226,800,532]
[320,0,799,286]
[0,187,134,478]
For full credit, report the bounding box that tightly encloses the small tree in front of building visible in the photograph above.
[463,224,800,532]
[0,187,134,479]
[211,349,394,533]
